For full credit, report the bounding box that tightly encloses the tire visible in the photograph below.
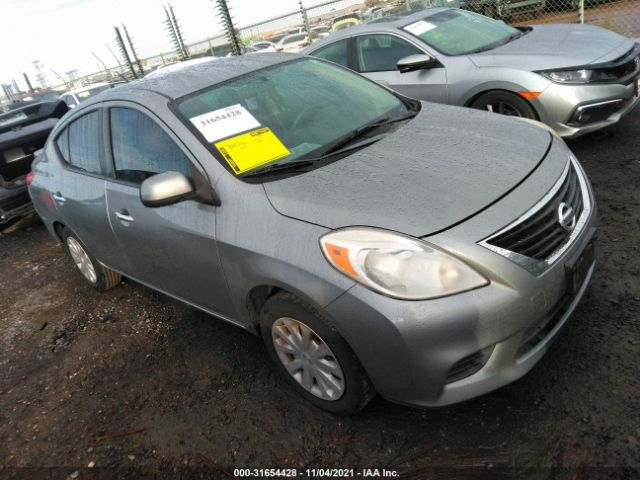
[259,292,374,415]
[469,91,537,119]
[60,227,121,291]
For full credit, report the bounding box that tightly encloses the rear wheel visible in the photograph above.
[260,292,374,415]
[469,91,537,119]
[61,227,121,291]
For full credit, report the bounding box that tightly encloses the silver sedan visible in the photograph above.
[29,55,597,414]
[304,8,640,138]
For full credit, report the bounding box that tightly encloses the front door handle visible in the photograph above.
[115,210,134,223]
[52,192,66,204]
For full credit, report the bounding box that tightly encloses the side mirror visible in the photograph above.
[140,171,195,208]
[396,54,437,73]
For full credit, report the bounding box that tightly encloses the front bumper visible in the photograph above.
[535,76,640,138]
[326,220,596,408]
[324,148,597,407]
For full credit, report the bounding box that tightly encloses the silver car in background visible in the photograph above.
[29,55,597,414]
[304,8,640,138]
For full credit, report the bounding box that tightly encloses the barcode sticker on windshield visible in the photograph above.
[404,21,436,36]
[190,104,261,142]
[215,127,290,175]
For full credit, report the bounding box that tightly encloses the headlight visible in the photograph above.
[539,68,623,84]
[320,228,488,300]
[539,69,594,83]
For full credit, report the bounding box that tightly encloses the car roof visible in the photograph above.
[97,53,296,101]
[304,8,448,52]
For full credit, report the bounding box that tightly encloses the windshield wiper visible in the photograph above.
[467,31,526,54]
[317,112,417,158]
[242,158,318,178]
[243,112,417,178]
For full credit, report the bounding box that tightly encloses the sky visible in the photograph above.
[0,0,304,90]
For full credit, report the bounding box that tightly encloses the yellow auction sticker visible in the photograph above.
[215,127,290,175]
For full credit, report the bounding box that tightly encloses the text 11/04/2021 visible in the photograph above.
[233,468,400,478]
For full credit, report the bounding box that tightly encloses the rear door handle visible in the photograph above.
[52,192,66,204]
[115,210,134,223]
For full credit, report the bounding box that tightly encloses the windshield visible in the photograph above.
[176,58,410,177]
[403,9,520,55]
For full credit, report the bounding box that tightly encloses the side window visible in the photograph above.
[110,107,192,184]
[311,39,350,67]
[56,128,70,162]
[355,34,422,72]
[56,111,102,174]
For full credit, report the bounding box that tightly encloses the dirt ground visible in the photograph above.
[1,110,639,480]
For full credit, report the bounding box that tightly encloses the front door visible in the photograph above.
[104,105,236,318]
[353,34,449,103]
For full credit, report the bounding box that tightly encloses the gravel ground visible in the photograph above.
[1,110,639,480]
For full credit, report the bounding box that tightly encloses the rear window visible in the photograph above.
[56,111,102,175]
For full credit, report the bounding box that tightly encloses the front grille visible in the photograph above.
[487,162,583,261]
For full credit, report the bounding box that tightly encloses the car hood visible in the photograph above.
[263,103,552,237]
[469,24,635,71]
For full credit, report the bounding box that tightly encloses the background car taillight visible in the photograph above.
[26,171,35,186]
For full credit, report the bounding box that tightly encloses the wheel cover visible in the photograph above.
[484,101,522,117]
[66,237,97,284]
[271,317,345,401]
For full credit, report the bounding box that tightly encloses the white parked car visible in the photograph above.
[145,57,218,79]
[248,41,278,52]
[60,82,121,109]
[276,32,321,53]
[311,25,331,39]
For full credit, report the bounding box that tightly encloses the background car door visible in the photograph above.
[353,33,448,103]
[52,109,120,269]
[104,105,236,318]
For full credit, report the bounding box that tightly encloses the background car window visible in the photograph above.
[312,40,350,67]
[355,34,421,72]
[110,107,191,183]
[404,10,518,55]
[56,111,102,174]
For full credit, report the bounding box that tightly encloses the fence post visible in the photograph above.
[299,0,312,44]
[578,0,585,24]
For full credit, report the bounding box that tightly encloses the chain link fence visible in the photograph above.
[5,0,637,100]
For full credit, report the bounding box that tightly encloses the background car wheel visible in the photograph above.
[470,91,537,119]
[61,227,121,291]
[260,292,374,415]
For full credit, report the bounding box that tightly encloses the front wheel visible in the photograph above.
[260,292,374,415]
[469,91,537,119]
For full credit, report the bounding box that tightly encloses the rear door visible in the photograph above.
[50,108,120,268]
[353,33,448,103]
[103,103,235,317]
